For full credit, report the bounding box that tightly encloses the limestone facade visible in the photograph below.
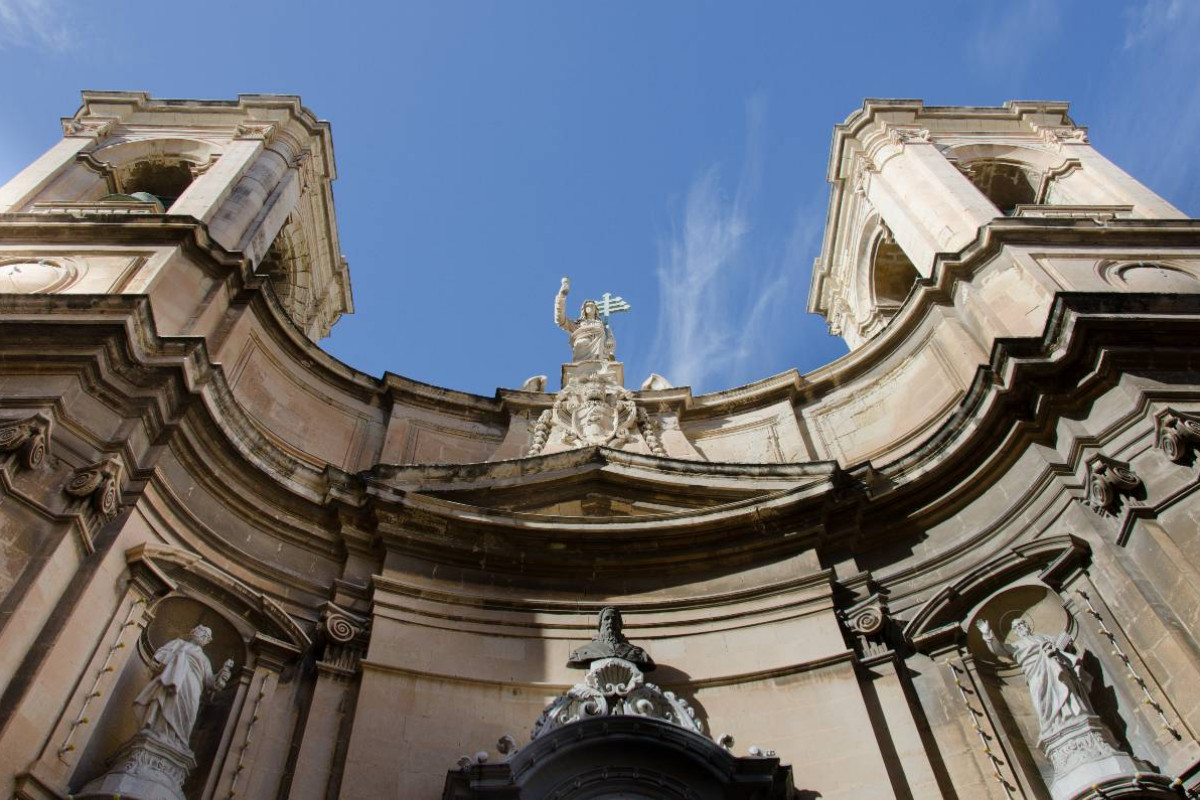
[0,92,1197,799]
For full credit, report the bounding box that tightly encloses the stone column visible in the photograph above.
[205,124,300,254]
[863,126,997,277]
[287,604,370,800]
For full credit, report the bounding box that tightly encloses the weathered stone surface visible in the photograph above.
[0,93,1197,800]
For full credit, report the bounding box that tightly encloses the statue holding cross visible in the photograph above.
[554,277,630,363]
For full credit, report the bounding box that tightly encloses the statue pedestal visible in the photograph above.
[76,733,196,800]
[1043,716,1160,800]
[561,360,623,390]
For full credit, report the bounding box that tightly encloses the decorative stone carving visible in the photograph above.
[637,407,668,457]
[64,456,123,519]
[318,602,370,675]
[78,625,234,800]
[0,257,79,294]
[0,413,51,470]
[527,374,638,454]
[61,116,117,139]
[1156,409,1200,464]
[1040,126,1089,148]
[234,121,278,142]
[976,617,1157,800]
[1084,455,1141,514]
[640,373,673,391]
[838,591,895,659]
[851,154,877,195]
[887,126,932,147]
[520,374,547,392]
[531,657,702,741]
[567,607,655,671]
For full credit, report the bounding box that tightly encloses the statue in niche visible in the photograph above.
[135,624,234,752]
[555,277,617,363]
[976,617,1095,737]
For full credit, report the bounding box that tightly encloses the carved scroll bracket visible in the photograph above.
[0,412,52,471]
[1084,455,1142,515]
[317,602,371,677]
[64,455,124,521]
[1155,409,1200,465]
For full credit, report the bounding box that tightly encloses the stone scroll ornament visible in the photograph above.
[530,608,703,742]
[64,456,123,519]
[1156,409,1200,464]
[975,617,1161,800]
[0,413,51,470]
[1084,456,1141,514]
[78,625,234,800]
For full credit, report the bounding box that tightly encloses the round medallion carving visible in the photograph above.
[0,259,79,294]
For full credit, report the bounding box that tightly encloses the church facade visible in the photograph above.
[0,92,1198,799]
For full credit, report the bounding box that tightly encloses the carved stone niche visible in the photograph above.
[0,412,52,471]
[1155,408,1200,465]
[1083,455,1142,515]
[69,544,310,800]
[969,586,1172,800]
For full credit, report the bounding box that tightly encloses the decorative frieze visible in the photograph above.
[0,413,51,470]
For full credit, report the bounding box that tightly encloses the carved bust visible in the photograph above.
[567,607,655,671]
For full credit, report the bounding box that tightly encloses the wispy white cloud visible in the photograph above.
[968,0,1061,81]
[649,94,822,392]
[0,0,73,52]
[1100,0,1200,210]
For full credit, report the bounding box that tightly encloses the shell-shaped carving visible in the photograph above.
[585,658,643,695]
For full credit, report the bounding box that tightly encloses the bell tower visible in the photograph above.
[809,99,1187,349]
[0,91,352,345]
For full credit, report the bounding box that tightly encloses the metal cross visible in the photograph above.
[597,292,631,330]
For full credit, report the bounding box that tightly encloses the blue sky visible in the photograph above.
[1,1,1198,396]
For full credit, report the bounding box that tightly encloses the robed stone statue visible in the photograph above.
[977,617,1094,738]
[555,277,615,363]
[79,624,235,800]
[135,624,234,752]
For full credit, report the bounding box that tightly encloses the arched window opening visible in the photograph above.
[872,238,919,307]
[963,161,1038,215]
[116,159,195,209]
